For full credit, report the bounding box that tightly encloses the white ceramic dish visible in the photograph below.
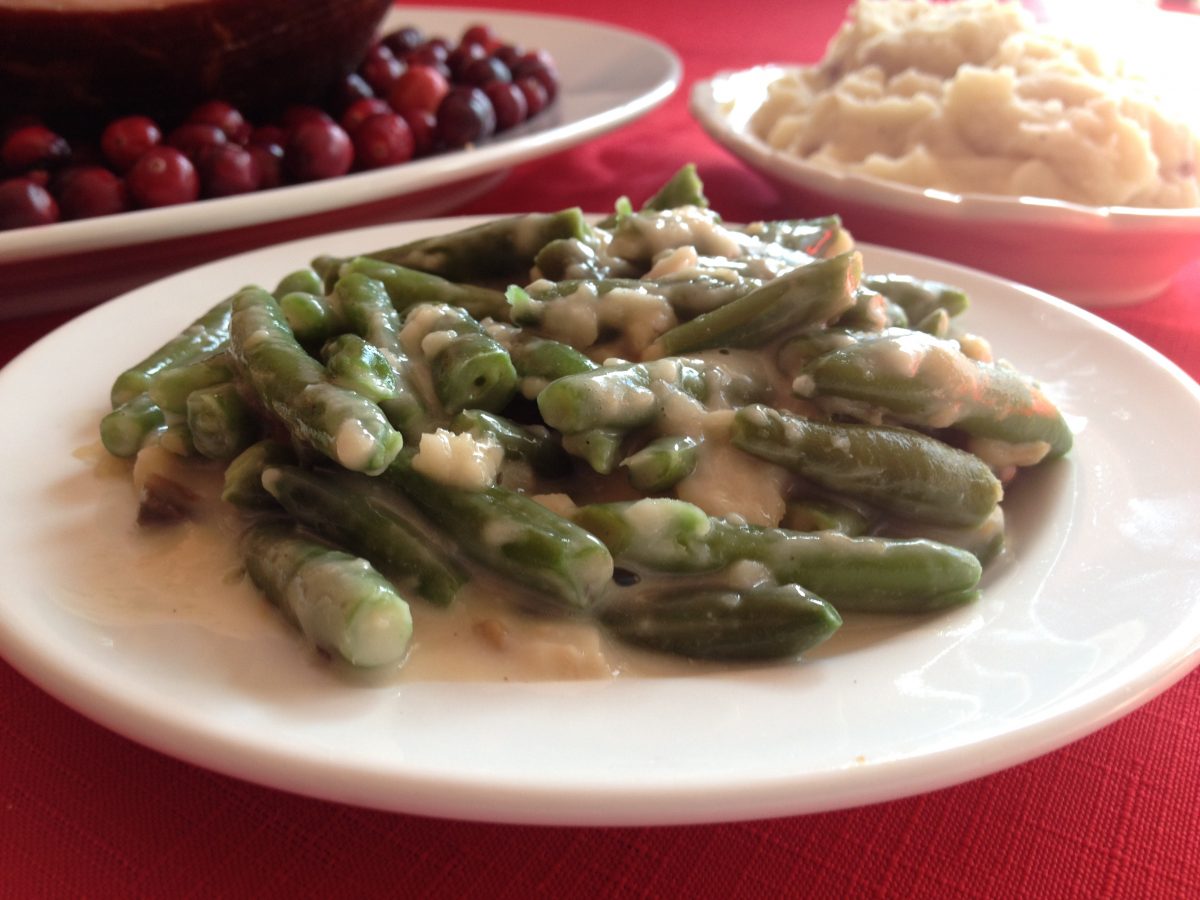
[0,7,679,314]
[2,218,1199,827]
[691,65,1200,308]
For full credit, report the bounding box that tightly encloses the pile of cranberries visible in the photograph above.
[0,23,559,233]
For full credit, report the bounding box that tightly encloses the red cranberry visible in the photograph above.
[187,101,250,144]
[2,125,71,173]
[461,24,501,52]
[247,143,284,189]
[285,118,353,181]
[404,43,451,78]
[126,146,200,207]
[462,56,511,87]
[55,166,129,219]
[199,144,260,196]
[100,116,162,172]
[248,125,288,149]
[359,43,406,94]
[401,108,437,156]
[493,44,524,70]
[332,72,375,113]
[513,53,559,101]
[279,105,333,132]
[436,86,496,148]
[1,115,44,143]
[341,97,392,136]
[352,113,415,169]
[167,123,227,163]
[388,65,451,116]
[446,42,487,80]
[516,77,550,118]
[26,169,51,188]
[0,177,59,228]
[381,26,423,56]
[484,82,529,131]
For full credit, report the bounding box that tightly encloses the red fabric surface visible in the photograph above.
[2,1,1199,897]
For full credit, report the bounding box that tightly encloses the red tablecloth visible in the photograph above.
[3,1,1198,896]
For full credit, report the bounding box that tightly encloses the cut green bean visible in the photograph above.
[384,456,613,612]
[358,208,592,283]
[222,439,296,508]
[648,251,862,356]
[147,349,234,415]
[537,358,706,434]
[228,287,404,475]
[187,383,258,460]
[100,394,166,458]
[338,257,509,321]
[240,521,413,668]
[731,404,1002,528]
[110,297,232,408]
[621,434,700,492]
[599,581,840,661]
[574,499,982,612]
[263,465,467,606]
[798,330,1073,459]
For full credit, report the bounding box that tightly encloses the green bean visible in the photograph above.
[321,334,397,403]
[338,257,509,321]
[358,208,592,283]
[384,456,613,612]
[147,349,234,415]
[186,383,258,460]
[862,274,968,323]
[574,499,982,612]
[621,435,700,492]
[508,334,598,382]
[519,275,756,320]
[731,404,1002,528]
[599,581,840,661]
[333,272,433,441]
[278,291,343,346]
[798,330,1074,459]
[641,163,710,212]
[240,521,413,668]
[403,304,518,415]
[537,358,706,434]
[262,465,467,606]
[228,287,404,475]
[647,251,861,356]
[533,237,605,281]
[222,439,295,508]
[100,394,165,458]
[272,267,325,300]
[110,296,232,408]
[560,428,626,475]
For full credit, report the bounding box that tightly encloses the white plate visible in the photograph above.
[2,218,1199,826]
[691,65,1200,307]
[0,7,679,314]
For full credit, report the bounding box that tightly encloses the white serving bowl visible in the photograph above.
[691,65,1200,307]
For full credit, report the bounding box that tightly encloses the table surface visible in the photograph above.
[3,1,1198,897]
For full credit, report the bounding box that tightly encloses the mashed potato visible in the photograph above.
[750,0,1200,207]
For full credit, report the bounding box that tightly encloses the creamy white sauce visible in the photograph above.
[412,429,503,490]
[69,443,715,683]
